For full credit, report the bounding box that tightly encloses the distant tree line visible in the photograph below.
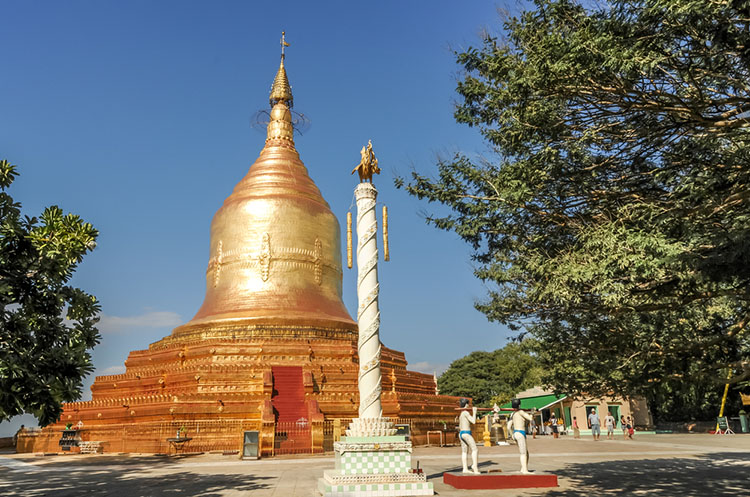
[438,341,543,407]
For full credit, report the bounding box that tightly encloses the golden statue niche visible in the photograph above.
[352,140,380,183]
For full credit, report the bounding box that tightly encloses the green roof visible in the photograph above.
[500,394,567,411]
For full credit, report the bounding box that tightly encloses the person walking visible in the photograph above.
[621,415,628,440]
[13,425,25,448]
[604,411,616,440]
[588,408,601,441]
[626,416,635,440]
[572,417,580,438]
[549,413,558,438]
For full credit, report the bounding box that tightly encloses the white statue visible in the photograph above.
[458,398,480,474]
[506,398,534,474]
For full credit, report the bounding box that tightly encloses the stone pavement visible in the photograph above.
[1,434,748,496]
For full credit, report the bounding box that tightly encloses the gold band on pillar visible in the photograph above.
[347,211,353,269]
[383,206,389,262]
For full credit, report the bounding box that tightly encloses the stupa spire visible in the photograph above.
[266,31,295,144]
[269,31,293,108]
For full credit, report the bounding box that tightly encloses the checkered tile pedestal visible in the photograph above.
[318,436,433,496]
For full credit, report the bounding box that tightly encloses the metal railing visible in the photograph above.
[24,416,461,456]
[273,420,312,455]
[321,417,457,451]
[110,419,258,454]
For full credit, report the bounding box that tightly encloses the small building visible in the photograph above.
[501,387,653,432]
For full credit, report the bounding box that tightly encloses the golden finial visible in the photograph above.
[270,31,293,107]
[281,31,290,59]
[351,140,381,183]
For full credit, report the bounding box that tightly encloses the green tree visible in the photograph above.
[439,341,543,406]
[0,159,100,426]
[400,0,750,416]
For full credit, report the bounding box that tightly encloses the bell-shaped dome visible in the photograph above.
[171,55,356,340]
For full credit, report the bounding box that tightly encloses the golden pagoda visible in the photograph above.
[19,40,460,456]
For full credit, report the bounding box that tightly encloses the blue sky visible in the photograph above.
[1,0,522,434]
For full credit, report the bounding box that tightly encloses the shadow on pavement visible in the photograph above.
[10,454,185,469]
[427,459,495,480]
[538,452,750,496]
[0,464,274,497]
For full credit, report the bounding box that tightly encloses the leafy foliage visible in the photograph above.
[438,341,543,406]
[400,0,750,414]
[0,159,100,426]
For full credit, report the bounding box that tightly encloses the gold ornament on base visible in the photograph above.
[347,212,353,269]
[383,205,389,262]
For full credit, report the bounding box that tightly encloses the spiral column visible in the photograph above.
[354,182,382,419]
[322,162,432,497]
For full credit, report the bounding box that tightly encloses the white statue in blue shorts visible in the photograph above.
[458,398,480,474]
[506,398,534,474]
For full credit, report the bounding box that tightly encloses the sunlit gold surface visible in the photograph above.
[171,55,356,339]
[383,205,389,261]
[269,56,293,107]
[347,212,353,269]
[351,140,380,183]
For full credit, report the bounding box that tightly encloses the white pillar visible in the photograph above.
[354,182,382,419]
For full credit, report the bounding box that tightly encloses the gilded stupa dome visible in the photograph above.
[170,51,356,341]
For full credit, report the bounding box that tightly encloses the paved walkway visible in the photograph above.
[1,434,748,496]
